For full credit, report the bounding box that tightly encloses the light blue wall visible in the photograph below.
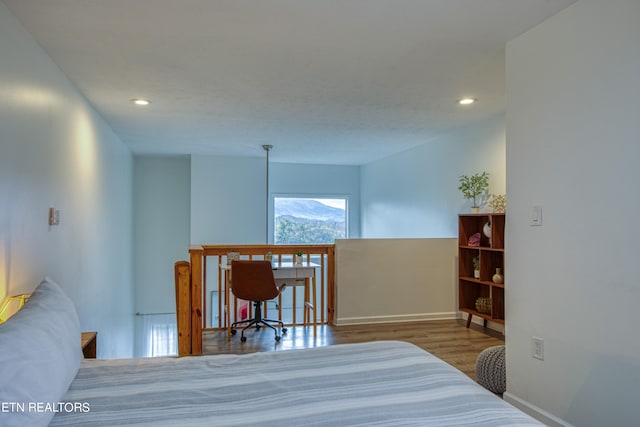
[270,163,361,241]
[190,156,360,245]
[191,156,266,244]
[0,3,134,358]
[361,115,505,238]
[134,156,190,315]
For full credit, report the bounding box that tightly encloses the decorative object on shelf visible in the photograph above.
[265,251,273,262]
[226,251,240,265]
[475,297,492,314]
[473,257,481,279]
[488,194,506,213]
[458,172,489,213]
[295,251,304,265]
[468,233,481,247]
[483,222,492,246]
[492,268,504,284]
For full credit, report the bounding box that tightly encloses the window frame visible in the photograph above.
[270,194,349,244]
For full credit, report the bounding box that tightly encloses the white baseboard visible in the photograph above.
[335,312,457,326]
[503,392,573,427]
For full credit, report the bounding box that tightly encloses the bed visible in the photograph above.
[1,279,543,427]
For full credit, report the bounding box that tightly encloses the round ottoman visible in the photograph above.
[476,345,506,394]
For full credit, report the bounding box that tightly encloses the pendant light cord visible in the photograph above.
[262,145,273,244]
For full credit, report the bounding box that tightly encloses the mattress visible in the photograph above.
[51,340,542,426]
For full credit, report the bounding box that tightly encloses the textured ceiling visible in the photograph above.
[3,0,575,165]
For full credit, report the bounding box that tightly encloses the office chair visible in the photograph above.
[230,260,287,342]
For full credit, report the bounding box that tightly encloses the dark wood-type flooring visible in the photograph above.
[203,319,504,381]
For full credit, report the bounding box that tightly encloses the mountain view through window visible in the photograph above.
[274,198,346,244]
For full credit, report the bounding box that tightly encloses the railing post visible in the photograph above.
[189,245,204,355]
[327,245,336,325]
[174,261,191,356]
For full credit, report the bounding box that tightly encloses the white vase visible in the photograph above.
[483,222,492,246]
[295,255,303,265]
[474,269,480,279]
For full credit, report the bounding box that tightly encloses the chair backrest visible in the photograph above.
[231,260,279,302]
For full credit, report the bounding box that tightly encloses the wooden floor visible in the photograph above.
[203,319,504,381]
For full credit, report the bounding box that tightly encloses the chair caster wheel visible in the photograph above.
[231,329,237,335]
[282,328,288,334]
[275,336,281,342]
[256,325,261,330]
[240,336,247,342]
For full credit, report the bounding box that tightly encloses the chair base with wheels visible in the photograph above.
[231,300,288,342]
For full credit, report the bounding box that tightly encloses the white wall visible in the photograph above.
[0,3,134,357]
[505,1,640,426]
[361,115,505,238]
[335,238,457,325]
[134,156,190,315]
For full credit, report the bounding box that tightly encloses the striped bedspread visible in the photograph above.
[51,341,542,426]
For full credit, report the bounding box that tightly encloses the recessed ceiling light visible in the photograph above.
[131,98,151,106]
[457,97,477,105]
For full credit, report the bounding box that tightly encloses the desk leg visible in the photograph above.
[292,286,297,325]
[304,279,309,324]
[233,294,238,329]
[312,274,317,336]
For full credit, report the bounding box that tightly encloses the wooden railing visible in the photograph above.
[176,244,335,356]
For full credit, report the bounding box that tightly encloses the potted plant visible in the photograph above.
[295,250,304,265]
[458,172,489,213]
[473,256,481,279]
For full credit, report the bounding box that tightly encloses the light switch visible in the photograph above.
[48,207,60,226]
[530,205,542,226]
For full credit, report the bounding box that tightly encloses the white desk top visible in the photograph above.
[220,262,320,270]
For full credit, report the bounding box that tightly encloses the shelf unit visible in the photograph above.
[458,213,505,327]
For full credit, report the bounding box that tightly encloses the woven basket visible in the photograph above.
[475,297,492,314]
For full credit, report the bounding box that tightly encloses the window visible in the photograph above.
[274,197,347,244]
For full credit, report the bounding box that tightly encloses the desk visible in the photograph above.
[221,262,319,339]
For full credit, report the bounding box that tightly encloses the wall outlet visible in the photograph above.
[532,336,544,360]
[530,205,542,226]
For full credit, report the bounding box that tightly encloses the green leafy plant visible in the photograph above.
[458,172,489,208]
[295,250,303,256]
[473,256,480,270]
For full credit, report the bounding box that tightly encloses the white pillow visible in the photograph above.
[0,277,83,427]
